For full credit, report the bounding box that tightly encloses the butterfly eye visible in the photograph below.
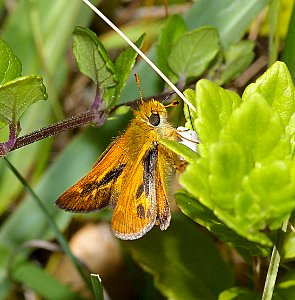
[149,113,160,126]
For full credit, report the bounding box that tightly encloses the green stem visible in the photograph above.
[3,157,94,292]
[261,218,289,300]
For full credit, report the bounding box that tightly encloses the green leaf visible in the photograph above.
[239,161,295,230]
[194,79,241,157]
[214,40,255,85]
[243,61,295,127]
[156,14,188,83]
[0,75,47,127]
[221,93,288,163]
[113,34,145,106]
[160,138,198,164]
[219,287,260,300]
[181,90,294,247]
[180,158,213,209]
[275,271,295,299]
[72,26,117,99]
[168,27,220,81]
[175,190,269,256]
[0,39,22,84]
[185,0,270,50]
[208,142,250,210]
[123,215,234,300]
[0,0,99,217]
[12,261,83,300]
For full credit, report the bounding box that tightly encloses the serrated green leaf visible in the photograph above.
[221,93,288,163]
[72,26,117,101]
[194,79,241,157]
[214,40,255,85]
[0,39,22,85]
[214,207,272,246]
[123,215,234,300]
[239,161,295,230]
[181,143,273,246]
[0,75,47,127]
[180,80,295,247]
[168,27,220,81]
[112,34,145,106]
[180,158,213,209]
[156,14,188,83]
[243,61,295,127]
[175,190,269,256]
[208,142,250,210]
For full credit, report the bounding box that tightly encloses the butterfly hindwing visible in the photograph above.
[155,145,177,230]
[111,142,159,240]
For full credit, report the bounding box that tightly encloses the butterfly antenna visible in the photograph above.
[163,91,176,102]
[134,73,144,104]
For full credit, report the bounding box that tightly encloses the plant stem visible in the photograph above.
[0,123,18,156]
[261,218,289,300]
[10,110,105,151]
[3,157,94,293]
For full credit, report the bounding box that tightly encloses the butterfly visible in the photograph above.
[55,76,197,240]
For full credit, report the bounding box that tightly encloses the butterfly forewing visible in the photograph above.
[55,136,128,212]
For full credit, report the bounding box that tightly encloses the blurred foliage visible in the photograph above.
[0,0,295,299]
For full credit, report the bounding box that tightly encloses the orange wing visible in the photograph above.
[155,145,175,230]
[111,142,159,240]
[55,135,128,212]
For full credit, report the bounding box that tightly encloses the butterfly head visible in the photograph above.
[134,99,178,129]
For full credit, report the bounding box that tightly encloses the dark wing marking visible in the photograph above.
[143,143,158,197]
[81,164,125,196]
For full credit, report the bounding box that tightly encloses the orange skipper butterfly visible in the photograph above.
[55,75,196,240]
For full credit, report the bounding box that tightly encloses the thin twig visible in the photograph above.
[10,110,106,152]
